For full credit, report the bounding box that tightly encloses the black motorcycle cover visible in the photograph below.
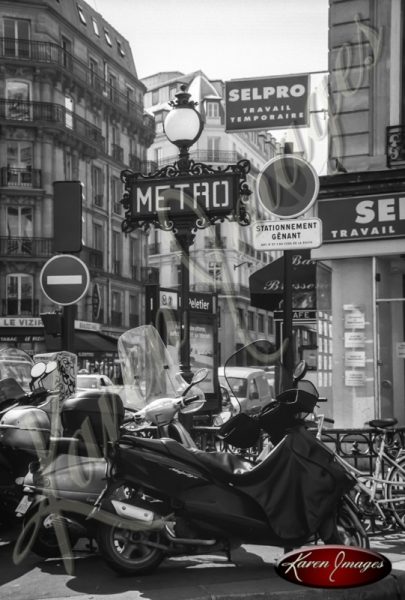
[241,427,354,541]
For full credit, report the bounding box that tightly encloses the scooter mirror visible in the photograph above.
[293,360,308,382]
[191,368,208,386]
[45,360,58,375]
[31,362,47,379]
[180,398,206,414]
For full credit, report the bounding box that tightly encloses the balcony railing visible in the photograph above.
[387,125,405,167]
[0,236,53,257]
[0,166,41,188]
[158,150,241,167]
[0,99,104,152]
[80,246,103,271]
[0,37,147,123]
[1,298,39,316]
[129,155,158,173]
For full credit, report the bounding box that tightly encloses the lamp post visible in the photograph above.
[162,86,204,381]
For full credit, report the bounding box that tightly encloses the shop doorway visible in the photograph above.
[375,255,405,424]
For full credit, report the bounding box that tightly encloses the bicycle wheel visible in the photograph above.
[386,456,405,529]
[354,489,397,534]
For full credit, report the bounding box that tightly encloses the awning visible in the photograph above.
[44,330,118,353]
[249,251,317,311]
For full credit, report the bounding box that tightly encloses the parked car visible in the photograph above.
[217,366,273,419]
[76,373,113,390]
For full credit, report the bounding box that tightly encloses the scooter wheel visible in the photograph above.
[97,523,164,575]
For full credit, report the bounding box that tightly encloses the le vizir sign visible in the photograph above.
[126,172,238,222]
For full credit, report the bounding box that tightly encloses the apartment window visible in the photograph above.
[207,137,220,161]
[116,39,125,57]
[93,223,103,250]
[89,58,99,87]
[104,29,112,46]
[6,80,30,120]
[154,147,162,164]
[111,176,122,213]
[129,295,139,327]
[112,231,121,274]
[151,89,159,105]
[7,141,32,168]
[7,206,33,239]
[238,308,245,327]
[92,18,99,36]
[64,150,72,180]
[206,101,219,118]
[208,261,222,282]
[258,313,264,332]
[248,311,255,330]
[109,74,117,102]
[92,166,103,206]
[126,86,134,110]
[64,95,73,129]
[130,238,139,279]
[4,19,30,57]
[77,4,87,25]
[6,273,33,315]
[61,36,72,69]
[111,291,122,326]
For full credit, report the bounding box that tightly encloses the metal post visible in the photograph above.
[177,229,194,383]
[283,250,294,388]
[62,304,76,353]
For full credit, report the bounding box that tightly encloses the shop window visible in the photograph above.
[4,18,30,58]
[6,273,33,315]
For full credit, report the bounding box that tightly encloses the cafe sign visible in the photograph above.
[318,193,405,242]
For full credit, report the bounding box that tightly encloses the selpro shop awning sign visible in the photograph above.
[318,192,405,242]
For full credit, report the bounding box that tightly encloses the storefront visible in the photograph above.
[313,169,405,428]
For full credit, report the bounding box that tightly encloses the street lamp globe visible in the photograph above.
[163,85,203,157]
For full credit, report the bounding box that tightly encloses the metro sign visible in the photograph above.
[126,172,238,221]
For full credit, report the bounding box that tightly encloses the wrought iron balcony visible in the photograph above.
[0,99,104,152]
[0,37,147,124]
[1,298,39,316]
[387,126,405,167]
[80,246,103,271]
[158,150,240,167]
[0,236,53,257]
[0,166,41,188]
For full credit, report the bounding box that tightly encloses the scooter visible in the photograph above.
[0,357,59,523]
[14,326,207,560]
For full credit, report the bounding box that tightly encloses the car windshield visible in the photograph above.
[0,347,33,392]
[77,376,111,388]
[219,375,247,398]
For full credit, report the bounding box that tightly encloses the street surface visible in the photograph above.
[0,529,404,600]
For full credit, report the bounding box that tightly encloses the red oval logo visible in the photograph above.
[276,545,391,588]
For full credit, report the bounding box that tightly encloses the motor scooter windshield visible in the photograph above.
[0,346,33,393]
[118,325,187,410]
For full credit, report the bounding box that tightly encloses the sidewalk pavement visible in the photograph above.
[1,532,405,600]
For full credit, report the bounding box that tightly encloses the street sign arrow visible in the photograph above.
[40,254,90,306]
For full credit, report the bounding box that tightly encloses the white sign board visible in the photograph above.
[345,371,366,387]
[345,351,366,368]
[252,218,322,251]
[344,332,366,348]
[397,342,405,358]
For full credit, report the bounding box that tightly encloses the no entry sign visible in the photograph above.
[40,254,90,306]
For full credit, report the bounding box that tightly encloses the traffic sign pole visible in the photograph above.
[62,305,76,353]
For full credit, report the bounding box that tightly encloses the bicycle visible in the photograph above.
[306,410,405,533]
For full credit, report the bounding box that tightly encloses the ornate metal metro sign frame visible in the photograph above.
[120,158,252,234]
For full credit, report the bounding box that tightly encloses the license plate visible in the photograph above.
[15,495,33,516]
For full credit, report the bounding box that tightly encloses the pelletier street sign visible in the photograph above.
[252,218,322,251]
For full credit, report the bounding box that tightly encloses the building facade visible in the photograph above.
[312,0,405,427]
[0,0,154,376]
[141,70,284,363]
